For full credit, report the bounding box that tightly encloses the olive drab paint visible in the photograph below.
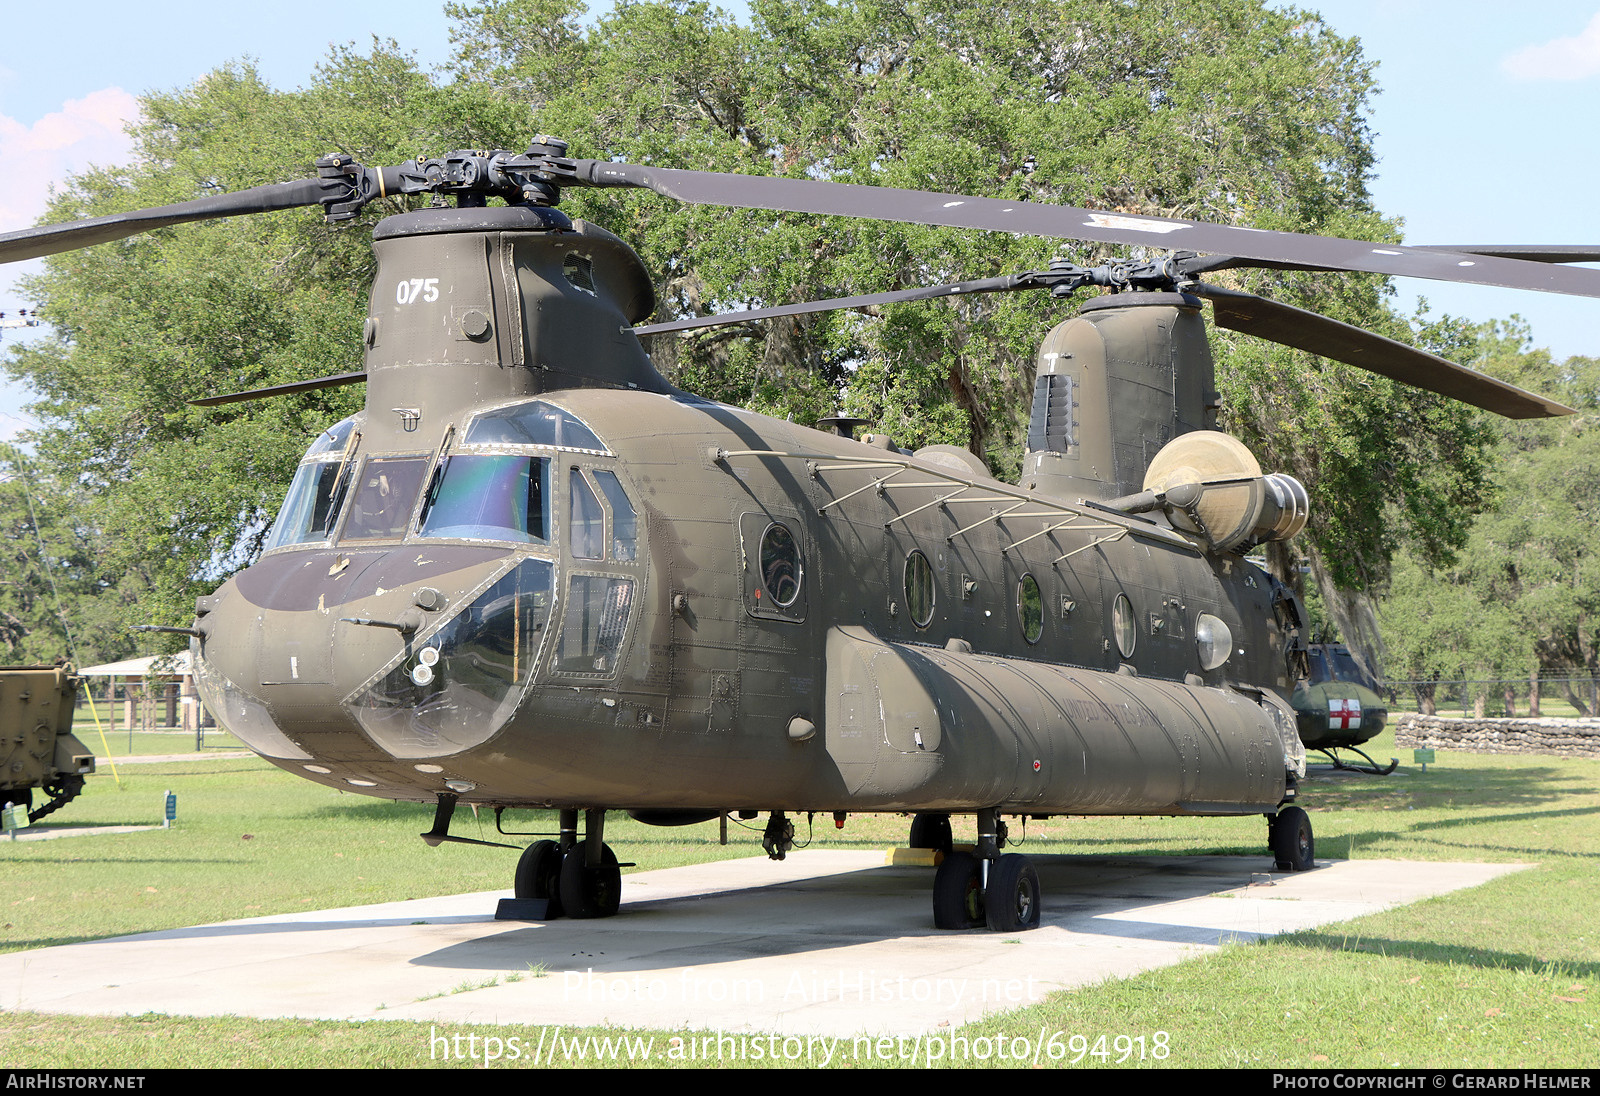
[14,138,1576,927]
[185,199,1312,928]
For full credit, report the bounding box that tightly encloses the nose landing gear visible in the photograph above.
[504,808,622,920]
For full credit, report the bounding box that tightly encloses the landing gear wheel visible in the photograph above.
[513,839,565,918]
[908,812,953,854]
[1271,806,1315,872]
[559,839,621,919]
[932,851,985,929]
[984,854,1041,932]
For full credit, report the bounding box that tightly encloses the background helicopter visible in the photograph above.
[1291,640,1394,775]
[0,136,1591,932]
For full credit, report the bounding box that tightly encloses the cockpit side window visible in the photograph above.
[262,416,360,551]
[569,468,605,560]
[418,454,550,544]
[591,469,637,561]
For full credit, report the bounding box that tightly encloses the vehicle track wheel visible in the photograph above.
[908,812,953,855]
[984,854,1041,932]
[513,839,565,918]
[932,851,985,929]
[1271,806,1315,872]
[559,839,621,919]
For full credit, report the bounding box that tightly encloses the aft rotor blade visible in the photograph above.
[566,161,1600,300]
[633,275,1021,335]
[190,371,367,407]
[0,180,328,265]
[1195,284,1575,419]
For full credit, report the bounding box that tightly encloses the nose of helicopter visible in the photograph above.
[192,545,544,777]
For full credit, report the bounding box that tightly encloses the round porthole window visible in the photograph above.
[1112,593,1136,658]
[1017,573,1043,644]
[1195,613,1234,671]
[904,550,935,628]
[760,522,802,607]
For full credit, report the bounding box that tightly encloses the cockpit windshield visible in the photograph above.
[1307,645,1378,688]
[262,401,625,551]
[342,457,431,540]
[418,454,550,544]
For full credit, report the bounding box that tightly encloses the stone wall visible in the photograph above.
[1395,713,1600,759]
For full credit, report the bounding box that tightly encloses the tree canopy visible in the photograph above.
[3,0,1520,649]
[1379,323,1600,712]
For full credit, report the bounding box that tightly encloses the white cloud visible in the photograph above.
[1501,12,1600,81]
[0,88,140,442]
[0,87,140,235]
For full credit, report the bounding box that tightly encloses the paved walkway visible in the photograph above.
[0,852,1527,1038]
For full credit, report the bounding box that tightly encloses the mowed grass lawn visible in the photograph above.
[2,724,1596,1068]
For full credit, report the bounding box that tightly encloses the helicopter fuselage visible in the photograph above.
[193,384,1302,821]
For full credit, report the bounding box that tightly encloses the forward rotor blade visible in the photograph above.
[0,180,327,265]
[1195,284,1574,419]
[1417,245,1600,264]
[189,371,367,407]
[566,161,1600,300]
[633,276,1021,335]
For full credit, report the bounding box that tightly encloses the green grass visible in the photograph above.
[2,724,1597,1068]
[68,709,246,759]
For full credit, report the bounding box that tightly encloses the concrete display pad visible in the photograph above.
[2,853,1526,1037]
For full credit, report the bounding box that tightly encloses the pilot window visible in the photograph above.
[418,454,550,543]
[342,457,431,541]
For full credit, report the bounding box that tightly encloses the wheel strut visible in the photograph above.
[932,809,1041,932]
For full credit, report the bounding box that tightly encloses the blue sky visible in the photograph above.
[3,1,1597,441]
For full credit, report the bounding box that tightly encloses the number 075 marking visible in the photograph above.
[396,278,440,305]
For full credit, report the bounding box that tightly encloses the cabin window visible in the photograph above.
[759,522,803,607]
[417,454,549,543]
[904,550,936,628]
[739,513,807,622]
[341,457,430,541]
[1195,613,1233,671]
[1112,593,1137,658]
[1017,573,1044,644]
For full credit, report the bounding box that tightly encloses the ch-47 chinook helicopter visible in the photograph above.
[2,136,1593,932]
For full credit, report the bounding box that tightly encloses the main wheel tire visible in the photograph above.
[559,839,622,919]
[513,839,565,918]
[908,812,953,854]
[932,851,985,929]
[1271,806,1315,872]
[984,853,1042,932]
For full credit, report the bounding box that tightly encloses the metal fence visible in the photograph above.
[1386,677,1600,718]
